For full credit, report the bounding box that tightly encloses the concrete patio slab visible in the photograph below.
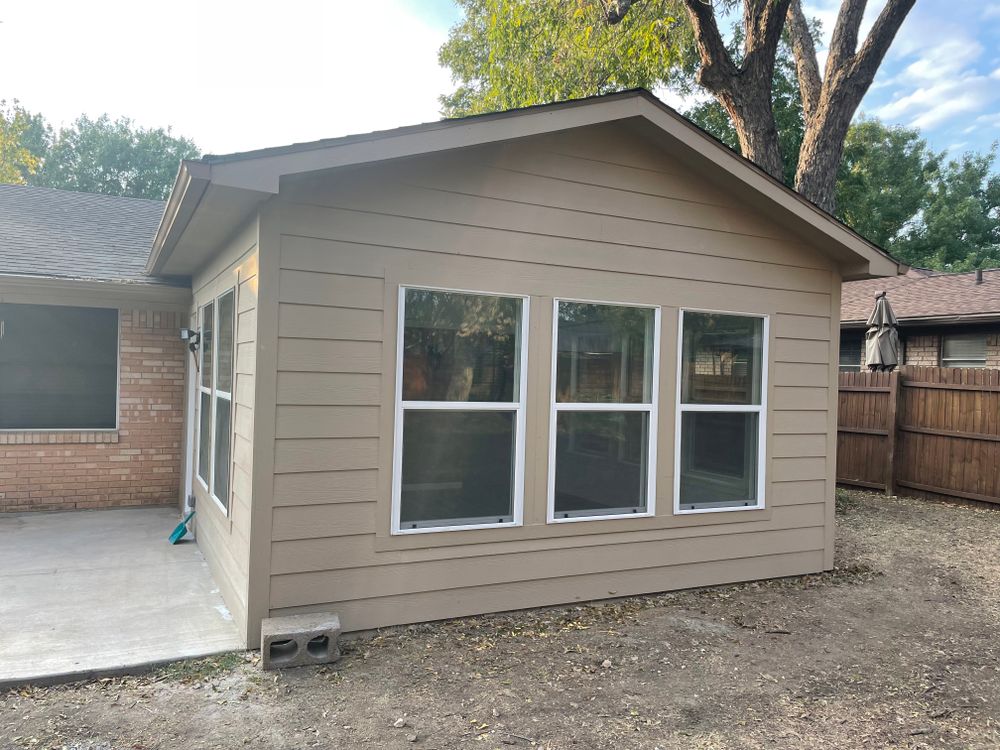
[0,507,243,688]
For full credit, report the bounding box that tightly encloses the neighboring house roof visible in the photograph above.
[0,184,181,287]
[149,89,903,281]
[842,267,1000,326]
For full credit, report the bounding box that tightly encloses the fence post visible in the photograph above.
[885,370,901,496]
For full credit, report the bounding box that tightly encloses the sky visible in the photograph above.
[1,0,997,159]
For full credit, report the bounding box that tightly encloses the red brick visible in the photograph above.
[0,309,186,512]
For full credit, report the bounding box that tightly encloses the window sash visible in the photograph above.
[548,299,660,522]
[391,286,529,534]
[196,303,212,490]
[195,290,235,514]
[674,309,768,514]
[941,333,986,366]
[839,333,863,372]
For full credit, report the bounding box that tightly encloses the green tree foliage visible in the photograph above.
[894,149,1000,271]
[439,0,694,117]
[0,100,47,184]
[29,115,199,200]
[835,118,937,249]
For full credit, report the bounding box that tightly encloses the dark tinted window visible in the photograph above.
[0,304,117,429]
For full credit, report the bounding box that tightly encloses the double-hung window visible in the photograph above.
[941,332,987,367]
[549,300,659,521]
[676,310,767,513]
[196,289,235,512]
[392,287,528,533]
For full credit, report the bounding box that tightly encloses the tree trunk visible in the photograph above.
[794,106,853,212]
[789,0,917,213]
[718,88,785,181]
[608,0,916,213]
[678,0,791,182]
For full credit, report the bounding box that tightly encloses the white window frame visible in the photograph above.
[674,308,768,515]
[195,302,212,495]
[195,288,236,516]
[940,332,987,368]
[390,285,529,535]
[547,298,660,524]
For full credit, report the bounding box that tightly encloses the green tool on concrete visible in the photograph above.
[169,511,196,544]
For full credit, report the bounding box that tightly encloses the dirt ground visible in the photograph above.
[4,490,1000,750]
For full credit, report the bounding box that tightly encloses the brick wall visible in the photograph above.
[903,334,940,366]
[988,334,1000,367]
[0,309,187,512]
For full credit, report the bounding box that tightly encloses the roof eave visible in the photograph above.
[146,160,212,276]
[0,273,192,308]
[157,89,904,280]
[842,312,1000,328]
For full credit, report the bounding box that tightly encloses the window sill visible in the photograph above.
[548,510,654,524]
[391,520,520,536]
[675,503,765,515]
[375,505,774,551]
[0,430,119,445]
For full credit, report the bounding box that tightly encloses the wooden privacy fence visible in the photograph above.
[837,366,1000,504]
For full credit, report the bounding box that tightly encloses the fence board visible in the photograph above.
[838,366,1000,505]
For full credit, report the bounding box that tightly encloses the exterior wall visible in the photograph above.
[841,327,1000,369]
[904,334,939,366]
[0,307,186,512]
[263,123,842,633]
[189,219,259,644]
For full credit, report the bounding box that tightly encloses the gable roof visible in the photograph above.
[149,89,903,280]
[842,267,1000,326]
[0,184,180,286]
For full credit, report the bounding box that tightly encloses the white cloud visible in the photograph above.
[0,0,453,154]
[869,8,998,136]
[972,111,1000,129]
[983,4,1000,19]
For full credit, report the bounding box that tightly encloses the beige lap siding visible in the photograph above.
[188,220,259,645]
[0,309,186,512]
[264,124,841,633]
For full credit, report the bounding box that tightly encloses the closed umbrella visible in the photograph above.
[865,291,900,372]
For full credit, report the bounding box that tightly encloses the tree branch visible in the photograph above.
[849,0,917,86]
[603,0,644,25]
[825,0,867,82]
[741,0,793,79]
[681,0,738,92]
[786,0,822,119]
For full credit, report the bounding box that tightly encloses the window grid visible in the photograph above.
[674,309,768,515]
[390,286,530,534]
[547,299,660,523]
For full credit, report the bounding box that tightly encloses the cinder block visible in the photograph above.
[261,612,342,670]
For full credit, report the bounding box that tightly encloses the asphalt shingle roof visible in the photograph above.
[842,267,1000,324]
[0,184,178,285]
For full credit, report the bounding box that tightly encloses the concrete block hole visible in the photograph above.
[307,635,331,659]
[268,639,299,666]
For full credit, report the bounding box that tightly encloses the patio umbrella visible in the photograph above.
[865,291,900,371]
